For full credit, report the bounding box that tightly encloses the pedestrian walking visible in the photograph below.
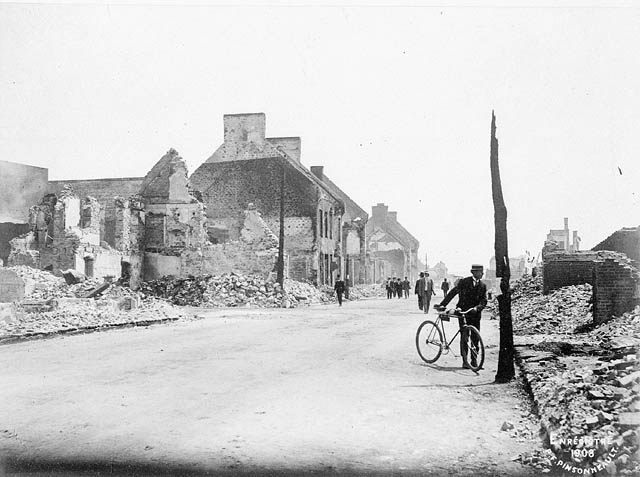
[441,278,450,297]
[396,278,403,299]
[334,274,346,306]
[423,272,436,313]
[415,272,430,313]
[415,274,424,310]
[403,277,410,298]
[385,277,392,299]
[436,264,487,369]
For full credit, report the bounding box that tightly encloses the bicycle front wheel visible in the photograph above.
[461,325,485,371]
[415,320,443,364]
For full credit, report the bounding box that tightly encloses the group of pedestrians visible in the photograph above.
[384,277,411,299]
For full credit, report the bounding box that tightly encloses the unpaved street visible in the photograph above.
[0,296,543,476]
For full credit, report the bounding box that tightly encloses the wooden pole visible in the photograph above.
[490,111,515,383]
[277,161,286,287]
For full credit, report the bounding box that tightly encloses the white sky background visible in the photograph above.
[1,2,638,276]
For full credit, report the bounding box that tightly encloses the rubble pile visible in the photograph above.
[515,298,640,474]
[348,284,385,299]
[140,273,287,308]
[0,266,191,340]
[140,274,382,308]
[285,279,335,305]
[8,266,66,300]
[506,274,593,335]
[523,349,640,475]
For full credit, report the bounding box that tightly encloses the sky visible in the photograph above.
[1,1,638,276]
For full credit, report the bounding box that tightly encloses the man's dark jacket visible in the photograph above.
[439,276,487,315]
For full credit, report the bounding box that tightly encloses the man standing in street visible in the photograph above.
[441,278,450,297]
[403,276,410,298]
[334,274,346,306]
[415,272,426,311]
[436,264,487,369]
[423,272,436,313]
[414,272,424,310]
[385,277,392,299]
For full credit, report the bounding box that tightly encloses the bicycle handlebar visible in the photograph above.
[436,307,476,316]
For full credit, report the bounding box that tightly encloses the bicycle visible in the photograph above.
[415,306,485,372]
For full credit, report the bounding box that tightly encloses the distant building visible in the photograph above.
[487,255,527,281]
[427,261,448,281]
[366,203,420,283]
[546,217,581,252]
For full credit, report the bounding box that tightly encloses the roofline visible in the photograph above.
[0,159,48,171]
[49,177,145,182]
[223,112,266,118]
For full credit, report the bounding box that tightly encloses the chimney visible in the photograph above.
[310,166,324,181]
[223,113,266,144]
[269,137,301,163]
[564,217,569,231]
[371,203,388,222]
[388,211,398,222]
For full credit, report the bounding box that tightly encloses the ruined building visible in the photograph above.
[2,113,425,289]
[8,149,280,286]
[546,217,581,252]
[190,113,345,285]
[366,203,420,282]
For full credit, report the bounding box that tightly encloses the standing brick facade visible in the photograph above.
[310,166,369,285]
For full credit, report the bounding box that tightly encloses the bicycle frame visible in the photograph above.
[436,312,468,354]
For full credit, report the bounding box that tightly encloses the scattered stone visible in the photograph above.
[61,269,86,285]
[501,421,514,431]
[617,371,640,388]
[619,413,640,429]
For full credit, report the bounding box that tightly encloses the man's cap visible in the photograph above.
[471,264,484,272]
[419,272,425,277]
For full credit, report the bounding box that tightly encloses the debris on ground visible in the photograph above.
[139,274,383,308]
[0,266,190,340]
[508,275,593,335]
[0,266,384,341]
[508,272,640,475]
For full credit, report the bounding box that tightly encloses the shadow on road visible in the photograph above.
[0,456,527,476]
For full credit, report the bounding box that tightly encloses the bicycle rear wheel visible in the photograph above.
[461,325,485,371]
[415,320,443,364]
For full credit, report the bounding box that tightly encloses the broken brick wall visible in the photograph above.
[543,250,639,323]
[47,178,144,247]
[143,205,279,281]
[0,223,30,265]
[593,256,640,324]
[542,251,599,294]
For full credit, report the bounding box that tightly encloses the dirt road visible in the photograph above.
[0,296,543,476]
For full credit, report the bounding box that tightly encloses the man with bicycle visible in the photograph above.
[435,264,487,369]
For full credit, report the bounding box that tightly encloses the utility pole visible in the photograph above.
[276,160,286,287]
[490,111,515,383]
